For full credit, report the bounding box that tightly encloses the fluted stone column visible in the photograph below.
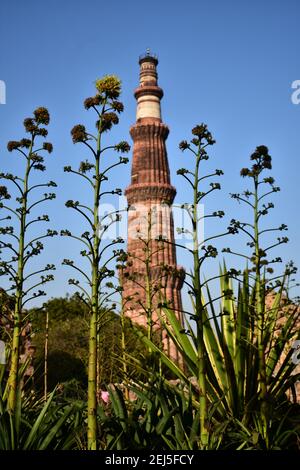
[123,52,184,364]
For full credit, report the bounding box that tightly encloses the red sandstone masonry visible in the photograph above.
[122,54,184,363]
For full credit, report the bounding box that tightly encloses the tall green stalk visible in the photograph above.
[192,150,208,446]
[227,145,290,440]
[116,250,129,388]
[253,173,268,437]
[8,150,31,412]
[119,272,128,399]
[145,210,154,348]
[0,108,56,413]
[87,111,102,450]
[177,124,226,447]
[44,309,49,401]
[62,76,130,449]
[124,208,167,365]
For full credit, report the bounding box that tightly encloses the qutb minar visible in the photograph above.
[122,51,184,362]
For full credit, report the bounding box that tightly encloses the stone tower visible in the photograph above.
[123,52,184,362]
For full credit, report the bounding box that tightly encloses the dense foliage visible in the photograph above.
[0,78,299,450]
[29,295,148,393]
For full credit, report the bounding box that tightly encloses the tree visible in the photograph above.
[30,295,147,394]
[30,295,89,394]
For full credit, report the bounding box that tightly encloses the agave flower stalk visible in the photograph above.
[115,249,132,393]
[122,207,168,363]
[0,108,57,413]
[225,146,290,439]
[176,124,230,447]
[119,260,128,396]
[62,76,130,450]
[253,161,268,431]
[191,134,208,447]
[145,211,154,347]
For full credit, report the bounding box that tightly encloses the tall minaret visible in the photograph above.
[123,51,184,362]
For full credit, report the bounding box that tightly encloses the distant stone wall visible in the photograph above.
[266,292,300,403]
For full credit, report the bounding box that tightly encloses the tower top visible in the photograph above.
[139,49,158,66]
[135,50,163,121]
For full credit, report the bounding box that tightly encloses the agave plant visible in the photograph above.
[134,269,300,449]
[131,141,300,449]
[96,378,200,450]
[0,362,85,450]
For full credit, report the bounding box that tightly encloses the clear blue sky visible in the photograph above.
[0,0,299,307]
